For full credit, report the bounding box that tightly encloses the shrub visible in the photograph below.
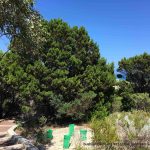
[111,96,122,112]
[90,111,150,149]
[90,117,119,144]
[122,93,150,111]
[36,129,51,145]
[131,93,150,111]
[75,145,89,150]
[91,100,109,120]
[38,116,47,126]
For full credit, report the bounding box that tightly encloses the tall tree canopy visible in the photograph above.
[0,19,115,122]
[0,0,44,118]
[0,0,45,58]
[39,19,115,120]
[118,52,150,94]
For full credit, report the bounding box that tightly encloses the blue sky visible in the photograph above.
[1,0,150,69]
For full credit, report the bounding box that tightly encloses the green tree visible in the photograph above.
[0,0,45,117]
[39,19,115,121]
[118,52,150,94]
[0,19,115,122]
[0,51,33,117]
[0,0,45,59]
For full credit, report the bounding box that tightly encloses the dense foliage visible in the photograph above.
[0,0,45,58]
[118,53,150,94]
[122,93,150,111]
[116,53,150,112]
[0,19,115,123]
[91,111,150,149]
[1,1,150,148]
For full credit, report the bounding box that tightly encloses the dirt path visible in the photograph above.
[0,120,94,150]
[0,120,15,132]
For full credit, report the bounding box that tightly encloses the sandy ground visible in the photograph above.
[0,120,15,132]
[0,120,94,150]
[47,125,93,150]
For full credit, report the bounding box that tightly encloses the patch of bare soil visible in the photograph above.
[0,120,16,132]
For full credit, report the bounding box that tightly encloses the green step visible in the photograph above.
[69,124,75,136]
[80,129,87,141]
[47,129,53,139]
[63,134,71,149]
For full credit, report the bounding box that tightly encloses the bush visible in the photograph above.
[36,129,51,145]
[90,111,150,148]
[75,145,89,150]
[131,93,150,111]
[91,100,109,120]
[90,117,119,144]
[111,96,122,112]
[38,116,47,126]
[122,93,150,111]
[115,80,134,96]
